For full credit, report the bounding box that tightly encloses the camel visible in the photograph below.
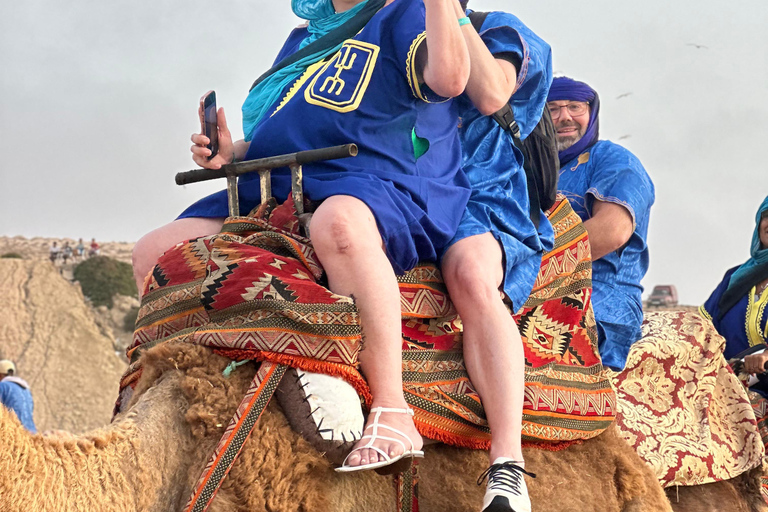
[1,341,675,512]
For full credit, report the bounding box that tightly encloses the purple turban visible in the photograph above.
[547,77,601,165]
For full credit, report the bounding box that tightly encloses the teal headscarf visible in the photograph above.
[720,196,768,316]
[241,0,370,141]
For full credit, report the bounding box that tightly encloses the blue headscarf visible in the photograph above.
[718,196,768,317]
[547,77,601,165]
[729,197,768,291]
[241,0,371,141]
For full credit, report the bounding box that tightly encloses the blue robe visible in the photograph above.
[448,11,554,311]
[702,266,768,360]
[558,140,655,370]
[180,0,470,275]
[0,377,36,433]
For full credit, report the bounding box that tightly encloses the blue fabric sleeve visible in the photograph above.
[585,144,654,230]
[479,12,553,139]
[0,382,10,408]
[701,267,739,330]
[391,0,448,103]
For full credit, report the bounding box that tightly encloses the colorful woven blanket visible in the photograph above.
[611,311,764,487]
[121,195,615,449]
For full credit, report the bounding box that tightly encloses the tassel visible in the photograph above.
[223,359,251,378]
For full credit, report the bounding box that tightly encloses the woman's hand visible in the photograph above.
[191,107,235,170]
[744,352,768,375]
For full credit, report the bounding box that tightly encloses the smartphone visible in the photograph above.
[199,90,218,160]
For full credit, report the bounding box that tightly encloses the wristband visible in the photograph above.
[458,16,470,27]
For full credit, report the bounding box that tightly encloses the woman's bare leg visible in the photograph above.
[132,217,225,296]
[442,233,524,464]
[310,195,421,467]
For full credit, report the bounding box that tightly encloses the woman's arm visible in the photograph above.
[419,0,470,98]
[451,3,517,115]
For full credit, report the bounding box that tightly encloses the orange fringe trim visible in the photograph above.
[212,348,374,406]
[522,439,583,451]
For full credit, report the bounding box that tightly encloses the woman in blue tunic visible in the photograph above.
[440,2,552,511]
[701,197,768,380]
[133,0,471,473]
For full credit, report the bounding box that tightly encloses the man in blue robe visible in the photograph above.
[547,77,655,371]
[0,359,37,433]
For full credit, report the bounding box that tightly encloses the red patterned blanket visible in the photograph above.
[120,195,615,448]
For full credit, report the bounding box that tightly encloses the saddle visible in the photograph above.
[118,194,615,510]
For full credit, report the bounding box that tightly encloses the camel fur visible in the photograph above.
[665,466,767,512]
[0,341,755,511]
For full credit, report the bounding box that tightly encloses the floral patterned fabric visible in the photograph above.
[611,310,764,487]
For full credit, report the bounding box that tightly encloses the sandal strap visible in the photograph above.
[338,407,419,468]
[362,424,415,451]
[369,406,414,416]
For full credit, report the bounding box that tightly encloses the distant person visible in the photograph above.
[547,77,655,371]
[61,242,73,264]
[89,238,100,257]
[49,241,60,264]
[75,238,86,261]
[701,196,768,378]
[0,360,37,433]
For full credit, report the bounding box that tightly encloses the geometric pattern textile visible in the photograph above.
[611,310,764,488]
[118,195,616,448]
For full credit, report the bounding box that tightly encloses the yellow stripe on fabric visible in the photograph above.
[406,32,430,102]
[271,59,327,117]
[698,305,713,322]
[747,286,768,346]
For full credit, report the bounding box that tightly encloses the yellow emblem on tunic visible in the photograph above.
[304,40,379,113]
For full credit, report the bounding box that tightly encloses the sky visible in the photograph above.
[1,0,766,305]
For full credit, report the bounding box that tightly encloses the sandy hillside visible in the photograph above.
[0,259,128,433]
[0,235,134,263]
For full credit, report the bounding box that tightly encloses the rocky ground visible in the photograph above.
[0,259,128,433]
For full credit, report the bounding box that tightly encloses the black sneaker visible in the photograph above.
[477,457,536,512]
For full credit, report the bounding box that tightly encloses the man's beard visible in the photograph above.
[555,122,586,152]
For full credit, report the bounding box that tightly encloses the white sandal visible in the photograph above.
[335,406,424,474]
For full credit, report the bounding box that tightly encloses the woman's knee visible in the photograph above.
[310,196,380,257]
[133,218,224,280]
[442,238,503,307]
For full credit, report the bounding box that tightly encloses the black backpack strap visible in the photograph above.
[492,105,541,228]
[249,0,386,92]
[492,104,521,140]
[467,10,490,32]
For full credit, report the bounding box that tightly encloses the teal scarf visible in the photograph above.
[720,196,768,316]
[241,0,370,141]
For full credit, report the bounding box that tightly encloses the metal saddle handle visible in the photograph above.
[175,144,358,219]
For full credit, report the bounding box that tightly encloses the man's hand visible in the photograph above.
[744,352,768,375]
[191,107,235,170]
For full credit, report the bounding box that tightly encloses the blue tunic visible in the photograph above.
[558,140,655,370]
[0,378,36,433]
[702,266,768,360]
[448,11,554,311]
[180,0,470,274]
